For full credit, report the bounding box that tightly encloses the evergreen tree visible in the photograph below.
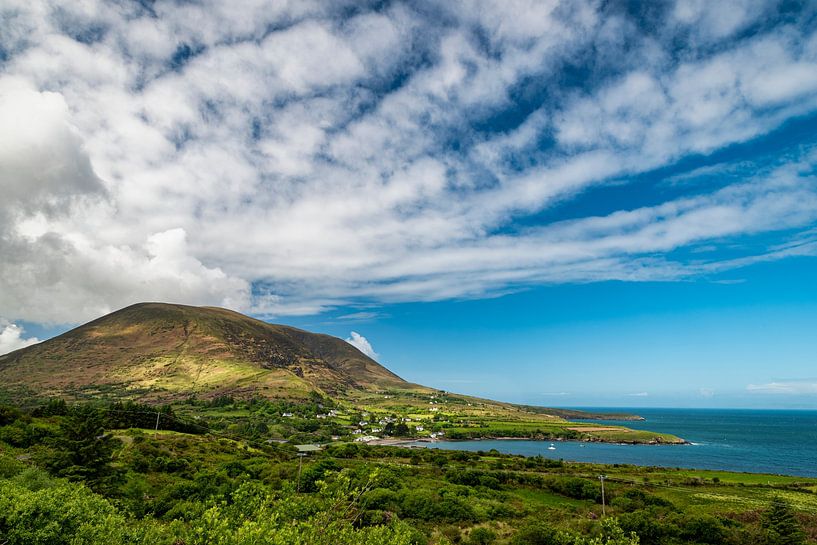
[761,497,806,545]
[47,406,121,490]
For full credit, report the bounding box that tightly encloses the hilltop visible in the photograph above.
[0,303,683,444]
[0,302,409,402]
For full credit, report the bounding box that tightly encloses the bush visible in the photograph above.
[446,469,502,489]
[0,480,127,545]
[0,473,417,545]
[468,527,497,545]
[676,514,726,544]
[362,487,399,511]
[618,510,670,545]
[298,459,340,493]
[397,489,476,522]
[546,477,601,502]
[610,489,673,512]
[0,453,26,478]
[0,404,23,426]
[511,520,567,545]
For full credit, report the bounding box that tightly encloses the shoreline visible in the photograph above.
[387,438,816,479]
[366,435,690,447]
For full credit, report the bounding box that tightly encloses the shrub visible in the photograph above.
[468,527,497,545]
[0,404,23,426]
[677,514,726,544]
[546,477,601,502]
[0,480,127,545]
[511,519,567,545]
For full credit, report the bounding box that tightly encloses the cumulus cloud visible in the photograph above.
[0,77,101,210]
[0,1,816,326]
[0,321,40,356]
[345,332,379,360]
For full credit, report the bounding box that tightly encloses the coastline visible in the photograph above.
[366,434,689,447]
[383,407,817,478]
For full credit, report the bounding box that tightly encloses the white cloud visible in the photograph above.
[747,381,817,395]
[0,77,102,211]
[0,2,816,326]
[0,320,40,356]
[668,0,774,42]
[699,388,715,398]
[626,392,649,397]
[335,312,381,322]
[345,331,379,360]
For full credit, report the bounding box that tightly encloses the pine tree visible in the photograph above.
[761,497,806,545]
[48,406,121,491]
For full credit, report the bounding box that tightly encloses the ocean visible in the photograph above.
[413,408,817,477]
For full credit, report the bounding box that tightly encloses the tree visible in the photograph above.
[47,406,121,490]
[761,497,806,545]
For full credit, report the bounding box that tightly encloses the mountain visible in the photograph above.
[0,303,681,443]
[0,303,409,402]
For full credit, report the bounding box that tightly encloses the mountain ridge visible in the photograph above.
[0,302,411,402]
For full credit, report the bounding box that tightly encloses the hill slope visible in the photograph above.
[0,303,685,444]
[0,303,408,401]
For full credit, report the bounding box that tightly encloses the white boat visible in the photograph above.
[547,443,556,450]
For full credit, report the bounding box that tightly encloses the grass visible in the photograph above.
[511,487,591,509]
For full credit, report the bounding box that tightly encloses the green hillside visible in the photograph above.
[0,302,408,401]
[0,303,681,445]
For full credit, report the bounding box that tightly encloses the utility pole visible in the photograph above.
[155,411,161,431]
[599,475,606,516]
[296,453,306,492]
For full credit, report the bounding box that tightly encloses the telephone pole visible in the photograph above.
[296,453,306,492]
[155,411,161,431]
[599,475,606,516]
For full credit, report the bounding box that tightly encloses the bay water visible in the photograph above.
[413,408,817,477]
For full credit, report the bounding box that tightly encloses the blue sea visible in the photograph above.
[413,408,817,477]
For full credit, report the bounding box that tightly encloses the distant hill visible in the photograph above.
[0,303,409,402]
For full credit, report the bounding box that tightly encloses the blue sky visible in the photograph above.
[1,1,817,408]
